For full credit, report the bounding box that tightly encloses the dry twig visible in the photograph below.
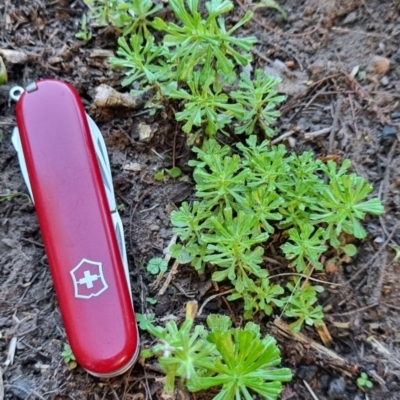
[328,97,343,154]
[273,318,355,377]
[304,127,331,140]
[0,367,4,400]
[303,380,320,400]
[158,259,180,296]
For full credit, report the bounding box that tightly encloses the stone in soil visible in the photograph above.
[328,376,347,399]
[297,364,318,382]
[391,112,400,120]
[380,125,398,146]
[9,380,32,399]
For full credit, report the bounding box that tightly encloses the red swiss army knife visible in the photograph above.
[10,79,139,377]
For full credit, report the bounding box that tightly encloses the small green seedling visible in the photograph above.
[117,203,125,212]
[154,167,182,181]
[146,297,158,304]
[357,372,373,391]
[61,344,77,369]
[0,190,30,204]
[389,244,400,261]
[0,55,7,85]
[283,278,324,332]
[252,0,287,19]
[76,14,92,41]
[146,257,168,275]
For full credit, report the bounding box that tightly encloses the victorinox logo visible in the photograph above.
[70,259,108,299]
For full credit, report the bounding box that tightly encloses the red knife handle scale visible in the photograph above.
[15,79,138,376]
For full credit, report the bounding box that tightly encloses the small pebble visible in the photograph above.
[138,123,153,142]
[123,162,141,172]
[312,111,323,123]
[9,380,32,399]
[319,374,331,390]
[328,377,347,399]
[374,236,385,244]
[342,11,358,25]
[370,56,390,74]
[288,137,296,148]
[345,265,353,274]
[391,111,400,120]
[285,60,295,69]
[297,365,318,382]
[380,125,397,146]
[380,76,389,86]
[303,6,315,16]
[381,125,397,141]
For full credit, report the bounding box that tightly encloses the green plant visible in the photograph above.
[76,14,92,41]
[87,0,287,138]
[61,344,77,369]
[154,166,183,181]
[281,224,327,273]
[253,0,287,19]
[146,297,158,304]
[231,70,285,137]
[84,0,162,39]
[282,277,324,332]
[80,0,384,339]
[357,372,373,391]
[389,244,400,260]
[111,35,170,89]
[0,55,7,85]
[137,302,292,398]
[170,137,383,328]
[146,257,168,275]
[170,72,245,135]
[0,190,30,203]
[228,277,284,319]
[152,0,256,82]
[106,0,287,138]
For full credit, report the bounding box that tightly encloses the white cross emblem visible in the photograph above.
[70,258,108,299]
[79,270,100,288]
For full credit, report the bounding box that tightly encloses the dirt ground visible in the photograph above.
[1,0,400,399]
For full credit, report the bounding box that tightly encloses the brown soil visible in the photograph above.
[1,0,400,399]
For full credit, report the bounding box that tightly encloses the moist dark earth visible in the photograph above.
[1,0,400,399]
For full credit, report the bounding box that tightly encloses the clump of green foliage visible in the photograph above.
[170,136,384,330]
[84,0,284,138]
[137,302,292,399]
[84,0,162,38]
[77,2,383,395]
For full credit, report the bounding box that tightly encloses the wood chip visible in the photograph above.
[316,322,332,346]
[0,49,27,64]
